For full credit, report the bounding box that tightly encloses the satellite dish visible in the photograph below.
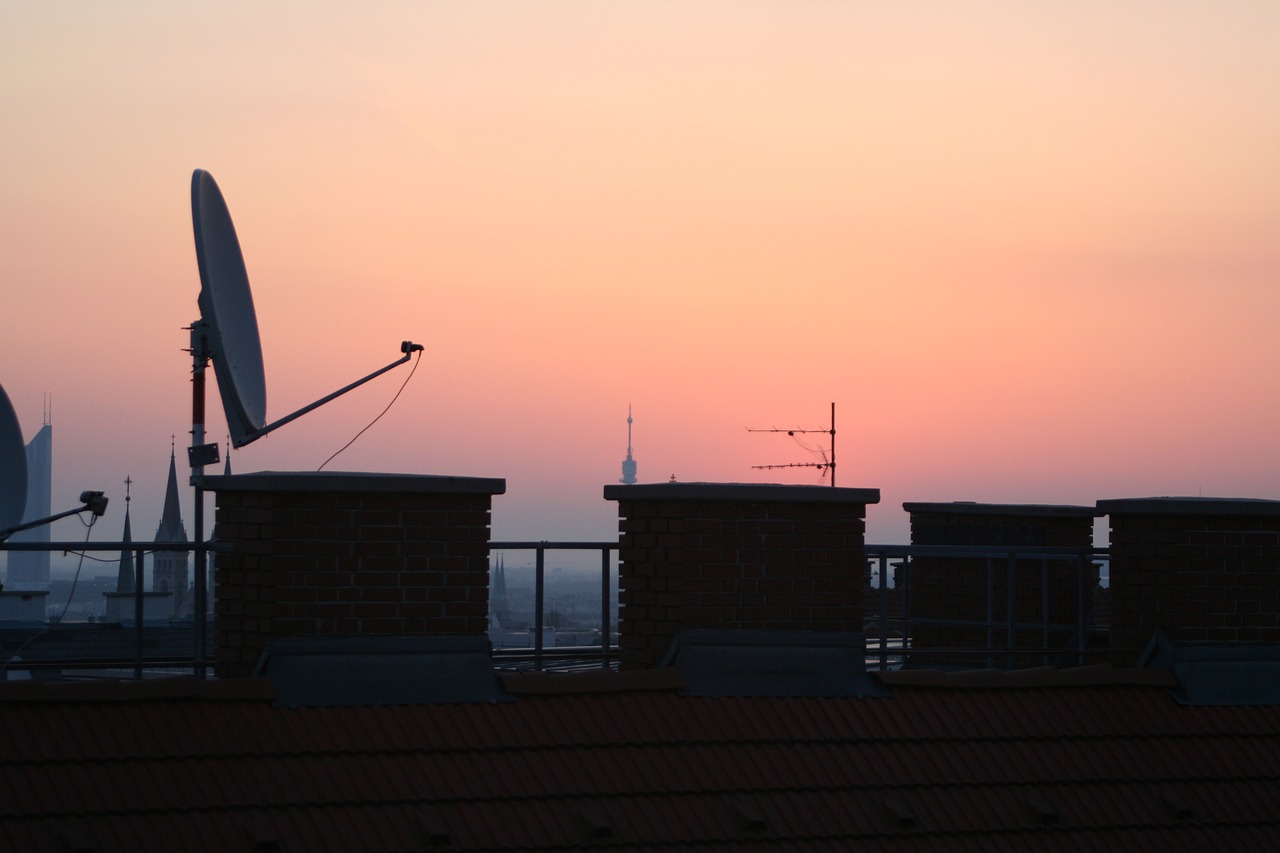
[191,169,267,447]
[189,169,422,451]
[0,382,29,532]
[184,168,422,676]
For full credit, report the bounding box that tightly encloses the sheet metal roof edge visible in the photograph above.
[501,668,686,695]
[876,665,1178,689]
[0,676,276,703]
[0,665,1209,705]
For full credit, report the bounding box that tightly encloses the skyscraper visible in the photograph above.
[6,399,51,589]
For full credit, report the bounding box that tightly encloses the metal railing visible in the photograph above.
[487,541,619,671]
[864,544,1108,671]
[0,539,206,679]
[2,538,1105,678]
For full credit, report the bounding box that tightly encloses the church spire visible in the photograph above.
[114,476,134,593]
[152,440,191,618]
[155,439,188,543]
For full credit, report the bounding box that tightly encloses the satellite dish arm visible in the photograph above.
[0,491,108,542]
[238,341,423,447]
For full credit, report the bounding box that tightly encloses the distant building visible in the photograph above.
[151,446,189,619]
[619,405,637,485]
[6,403,52,589]
[490,554,510,627]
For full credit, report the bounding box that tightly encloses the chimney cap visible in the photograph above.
[1097,496,1280,517]
[904,502,1100,518]
[605,482,879,505]
[201,471,506,496]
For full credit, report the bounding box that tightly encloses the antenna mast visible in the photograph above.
[748,402,837,487]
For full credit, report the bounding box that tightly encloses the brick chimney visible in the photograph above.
[1098,497,1280,665]
[603,483,879,670]
[203,472,505,678]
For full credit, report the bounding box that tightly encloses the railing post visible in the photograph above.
[534,544,546,671]
[901,556,911,662]
[1078,554,1090,666]
[134,547,145,680]
[1041,558,1050,666]
[985,557,995,669]
[877,554,890,671]
[600,546,611,669]
[1006,552,1017,669]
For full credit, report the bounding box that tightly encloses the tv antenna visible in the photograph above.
[748,402,837,487]
[186,169,424,673]
[0,381,108,542]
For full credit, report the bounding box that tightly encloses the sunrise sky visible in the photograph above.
[2,2,1279,552]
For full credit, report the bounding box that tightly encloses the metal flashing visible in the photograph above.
[1140,630,1280,706]
[659,629,891,698]
[253,635,512,707]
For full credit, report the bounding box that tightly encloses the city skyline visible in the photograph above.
[2,3,1279,547]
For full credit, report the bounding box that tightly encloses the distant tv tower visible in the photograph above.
[619,405,638,485]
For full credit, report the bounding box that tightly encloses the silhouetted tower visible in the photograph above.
[152,441,190,618]
[619,405,638,485]
[7,394,52,589]
[490,554,510,627]
[102,475,139,624]
[115,477,134,594]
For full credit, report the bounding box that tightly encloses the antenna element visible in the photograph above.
[748,402,837,487]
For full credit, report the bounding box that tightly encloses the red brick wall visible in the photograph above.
[605,484,878,670]
[206,473,502,678]
[1101,498,1280,665]
[906,504,1098,668]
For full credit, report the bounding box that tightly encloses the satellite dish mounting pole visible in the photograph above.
[188,319,213,678]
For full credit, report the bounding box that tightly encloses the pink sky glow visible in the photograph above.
[2,2,1279,554]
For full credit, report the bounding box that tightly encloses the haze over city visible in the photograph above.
[2,2,1278,550]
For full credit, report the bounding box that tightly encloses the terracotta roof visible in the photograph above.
[3,666,1279,851]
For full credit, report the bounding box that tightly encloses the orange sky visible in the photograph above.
[2,2,1279,549]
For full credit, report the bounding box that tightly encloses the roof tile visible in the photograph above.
[3,672,1280,850]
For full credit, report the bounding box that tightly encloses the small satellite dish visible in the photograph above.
[0,382,29,532]
[191,169,267,447]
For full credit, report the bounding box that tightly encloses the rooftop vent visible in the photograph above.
[659,629,890,698]
[253,635,511,707]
